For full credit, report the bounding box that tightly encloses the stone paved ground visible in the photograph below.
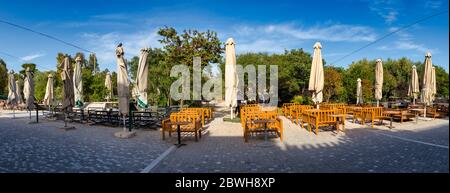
[152,111,449,173]
[0,111,172,173]
[0,110,448,173]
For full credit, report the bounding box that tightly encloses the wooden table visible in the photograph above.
[168,121,191,148]
[252,119,276,145]
[409,108,425,124]
[330,114,347,132]
[383,111,400,129]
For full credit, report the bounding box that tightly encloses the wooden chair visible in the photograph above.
[243,111,283,143]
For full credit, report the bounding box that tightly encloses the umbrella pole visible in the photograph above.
[230,107,233,120]
[423,106,427,118]
[123,115,126,132]
[64,113,68,127]
[377,100,379,107]
[13,109,15,119]
[413,98,415,105]
[29,110,31,119]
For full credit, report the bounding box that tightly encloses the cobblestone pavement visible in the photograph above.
[152,112,449,173]
[0,110,448,173]
[0,111,172,173]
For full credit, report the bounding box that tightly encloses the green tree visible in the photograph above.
[323,66,344,102]
[0,59,8,95]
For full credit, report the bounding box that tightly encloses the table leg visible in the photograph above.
[175,124,186,148]
[415,112,418,124]
[264,122,268,142]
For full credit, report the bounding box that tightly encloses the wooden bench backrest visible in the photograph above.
[304,109,337,123]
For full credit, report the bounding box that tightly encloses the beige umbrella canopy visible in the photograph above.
[116,43,130,117]
[43,74,54,107]
[308,42,324,108]
[73,55,83,107]
[356,78,363,105]
[15,80,23,104]
[105,72,113,101]
[136,48,150,109]
[421,52,433,117]
[225,38,238,118]
[431,67,436,102]
[374,59,383,106]
[23,67,35,111]
[60,56,74,113]
[408,65,420,105]
[6,71,17,106]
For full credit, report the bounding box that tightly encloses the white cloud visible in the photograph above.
[20,53,45,61]
[425,0,442,9]
[241,23,377,42]
[81,29,161,68]
[377,40,436,54]
[369,0,401,24]
[226,23,377,54]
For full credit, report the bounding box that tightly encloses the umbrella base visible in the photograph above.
[28,121,39,124]
[58,126,76,131]
[114,131,136,139]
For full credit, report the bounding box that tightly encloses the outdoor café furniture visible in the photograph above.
[169,121,191,147]
[68,108,86,123]
[161,111,202,142]
[425,108,445,119]
[392,109,415,123]
[301,109,338,135]
[87,109,120,126]
[329,114,347,132]
[132,111,159,129]
[252,119,276,144]
[241,106,283,143]
[383,110,400,129]
[354,107,390,128]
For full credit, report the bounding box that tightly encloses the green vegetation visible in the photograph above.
[0,27,448,105]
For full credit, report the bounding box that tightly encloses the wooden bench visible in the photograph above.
[426,108,446,119]
[301,109,338,135]
[243,110,283,143]
[392,110,415,123]
[282,103,296,116]
[161,112,202,141]
[181,108,208,127]
[354,107,391,127]
[291,105,313,124]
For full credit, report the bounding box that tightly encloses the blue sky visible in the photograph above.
[0,0,448,73]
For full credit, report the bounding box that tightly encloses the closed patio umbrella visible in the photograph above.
[43,74,54,108]
[374,59,383,107]
[431,67,436,102]
[225,38,238,119]
[421,52,433,117]
[105,72,112,101]
[408,65,419,105]
[356,78,363,105]
[73,55,83,107]
[60,56,74,128]
[7,71,17,118]
[23,67,35,119]
[116,43,130,132]
[15,80,23,105]
[308,42,324,109]
[136,48,150,109]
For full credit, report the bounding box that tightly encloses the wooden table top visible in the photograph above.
[384,111,401,115]
[168,121,191,125]
[252,119,276,124]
